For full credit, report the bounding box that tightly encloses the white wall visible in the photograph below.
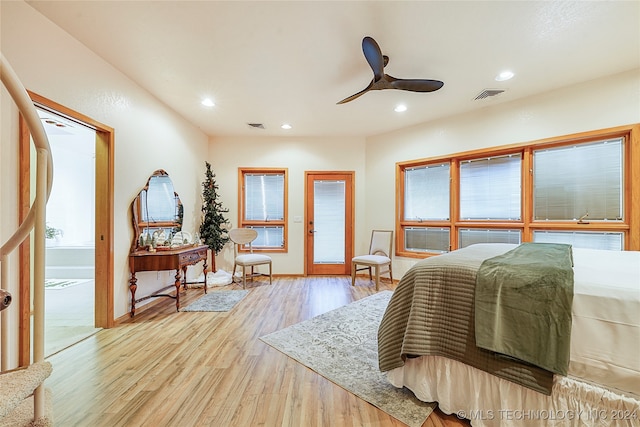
[208,136,366,274]
[366,69,640,277]
[46,130,96,247]
[1,0,209,344]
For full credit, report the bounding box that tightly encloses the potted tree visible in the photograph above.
[199,161,230,274]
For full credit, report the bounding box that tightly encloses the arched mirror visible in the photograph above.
[130,170,183,252]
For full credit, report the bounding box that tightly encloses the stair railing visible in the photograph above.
[0,53,54,421]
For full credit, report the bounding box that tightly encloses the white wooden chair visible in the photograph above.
[351,230,393,291]
[229,228,272,289]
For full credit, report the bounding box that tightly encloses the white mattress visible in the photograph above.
[386,246,640,426]
[569,248,640,396]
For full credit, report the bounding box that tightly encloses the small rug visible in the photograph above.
[260,291,435,427]
[181,290,249,312]
[44,279,91,290]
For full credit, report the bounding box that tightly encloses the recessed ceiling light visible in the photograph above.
[201,98,215,107]
[495,70,514,82]
[394,104,407,113]
[281,123,292,130]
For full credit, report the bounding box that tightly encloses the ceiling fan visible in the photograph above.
[337,36,444,104]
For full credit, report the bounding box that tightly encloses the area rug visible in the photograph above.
[44,279,91,290]
[259,291,435,427]
[181,289,249,312]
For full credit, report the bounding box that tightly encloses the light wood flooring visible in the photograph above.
[45,276,470,427]
[44,280,101,357]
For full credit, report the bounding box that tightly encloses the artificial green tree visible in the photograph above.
[200,162,230,272]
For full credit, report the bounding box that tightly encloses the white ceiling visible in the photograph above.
[26,1,640,138]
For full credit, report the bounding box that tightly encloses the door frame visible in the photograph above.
[304,171,354,275]
[18,92,114,365]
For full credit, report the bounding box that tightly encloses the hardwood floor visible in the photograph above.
[45,276,470,427]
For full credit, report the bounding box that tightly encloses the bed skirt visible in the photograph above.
[387,355,640,427]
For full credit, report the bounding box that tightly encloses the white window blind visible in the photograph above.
[533,138,623,221]
[404,227,450,253]
[459,228,521,248]
[460,154,521,220]
[313,180,345,263]
[247,226,284,248]
[533,231,623,251]
[404,163,450,220]
[244,173,284,221]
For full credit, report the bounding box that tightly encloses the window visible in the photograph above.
[399,161,451,254]
[459,229,521,248]
[396,125,638,257]
[533,138,623,221]
[459,154,521,220]
[405,227,450,253]
[533,231,623,251]
[404,163,450,221]
[239,168,288,251]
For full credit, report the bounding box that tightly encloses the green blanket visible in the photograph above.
[474,243,574,375]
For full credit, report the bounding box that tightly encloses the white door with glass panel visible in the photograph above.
[305,172,353,275]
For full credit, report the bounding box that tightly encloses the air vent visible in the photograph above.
[474,89,505,100]
[247,123,265,129]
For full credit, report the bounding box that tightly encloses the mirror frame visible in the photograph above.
[130,169,183,252]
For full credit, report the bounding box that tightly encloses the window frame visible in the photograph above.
[238,167,288,252]
[395,124,639,258]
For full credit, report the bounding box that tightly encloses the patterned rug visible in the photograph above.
[181,290,249,312]
[260,291,435,427]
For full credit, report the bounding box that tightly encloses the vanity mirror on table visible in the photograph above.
[128,169,208,317]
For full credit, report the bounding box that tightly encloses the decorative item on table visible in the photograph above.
[154,230,176,251]
[171,231,193,248]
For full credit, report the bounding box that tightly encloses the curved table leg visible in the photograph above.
[203,258,208,294]
[175,269,182,312]
[129,273,138,317]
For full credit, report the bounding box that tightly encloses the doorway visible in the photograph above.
[19,92,114,365]
[305,172,354,275]
[37,107,99,356]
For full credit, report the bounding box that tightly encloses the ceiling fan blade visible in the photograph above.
[362,37,384,81]
[390,78,444,92]
[336,80,374,104]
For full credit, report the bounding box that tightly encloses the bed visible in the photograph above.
[378,243,640,426]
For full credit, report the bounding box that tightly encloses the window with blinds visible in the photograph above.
[396,126,636,257]
[533,231,623,251]
[244,173,285,221]
[460,154,521,220]
[240,169,287,250]
[404,163,450,221]
[533,138,623,221]
[246,226,285,248]
[459,228,521,248]
[405,227,450,253]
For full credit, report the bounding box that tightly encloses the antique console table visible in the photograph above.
[129,244,208,317]
[128,170,210,317]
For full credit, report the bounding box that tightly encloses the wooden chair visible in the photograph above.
[351,230,393,291]
[229,228,272,289]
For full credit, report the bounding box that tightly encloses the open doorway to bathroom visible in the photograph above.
[19,92,114,365]
[37,107,100,356]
